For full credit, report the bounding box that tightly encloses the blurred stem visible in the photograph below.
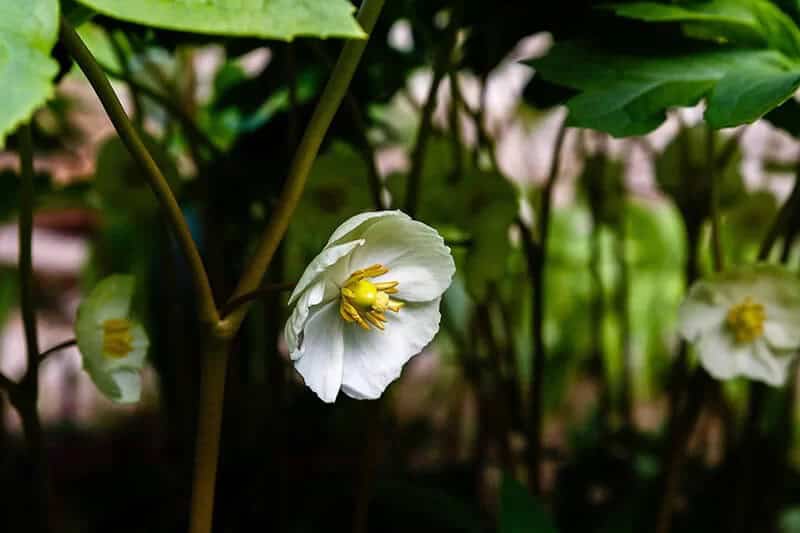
[60,19,219,327]
[616,204,633,428]
[707,129,724,273]
[107,31,143,127]
[189,336,231,533]
[101,65,223,160]
[404,11,460,216]
[38,339,77,363]
[223,0,385,334]
[15,124,51,533]
[520,119,568,494]
[220,282,296,318]
[758,164,800,260]
[306,42,385,209]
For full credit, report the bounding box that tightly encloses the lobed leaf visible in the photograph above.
[73,0,365,40]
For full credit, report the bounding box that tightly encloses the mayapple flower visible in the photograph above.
[75,275,150,403]
[677,265,800,386]
[285,210,455,402]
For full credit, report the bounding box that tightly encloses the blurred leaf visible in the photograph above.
[63,0,97,27]
[781,507,800,532]
[610,0,800,56]
[390,136,518,300]
[0,0,60,147]
[93,133,180,216]
[499,473,558,533]
[73,0,365,40]
[531,42,800,136]
[372,478,483,533]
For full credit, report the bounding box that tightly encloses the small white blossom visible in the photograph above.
[285,210,455,402]
[677,265,800,386]
[75,275,149,403]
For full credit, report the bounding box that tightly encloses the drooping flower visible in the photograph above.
[285,210,456,402]
[75,275,150,403]
[677,265,800,386]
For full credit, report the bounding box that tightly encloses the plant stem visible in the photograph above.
[707,129,724,273]
[16,124,51,533]
[219,282,296,318]
[188,336,230,533]
[38,339,78,363]
[59,19,219,327]
[403,18,458,217]
[223,0,386,334]
[101,65,223,159]
[521,120,568,494]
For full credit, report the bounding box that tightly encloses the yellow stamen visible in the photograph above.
[726,297,766,344]
[102,318,134,358]
[339,263,404,331]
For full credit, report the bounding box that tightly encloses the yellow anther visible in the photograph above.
[339,263,404,331]
[726,297,766,344]
[102,318,134,358]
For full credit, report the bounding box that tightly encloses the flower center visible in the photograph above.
[339,263,403,330]
[102,318,134,358]
[726,297,766,344]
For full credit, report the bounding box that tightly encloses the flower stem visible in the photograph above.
[188,336,230,533]
[15,124,51,533]
[59,19,219,327]
[223,0,386,334]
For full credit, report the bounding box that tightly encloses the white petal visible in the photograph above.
[696,330,794,386]
[86,365,142,404]
[764,319,800,352]
[696,329,741,381]
[288,240,364,307]
[677,281,728,342]
[340,298,442,400]
[739,339,794,387]
[348,217,455,302]
[326,210,407,246]
[293,301,345,403]
[285,281,326,357]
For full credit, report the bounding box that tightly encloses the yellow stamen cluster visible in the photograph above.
[726,297,766,344]
[339,264,404,331]
[102,318,134,358]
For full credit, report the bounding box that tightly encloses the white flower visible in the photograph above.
[677,265,800,386]
[285,210,455,402]
[75,275,150,403]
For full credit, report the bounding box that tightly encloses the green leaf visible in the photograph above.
[499,473,558,533]
[73,0,365,40]
[0,0,60,146]
[531,43,800,135]
[610,0,800,57]
[706,64,800,127]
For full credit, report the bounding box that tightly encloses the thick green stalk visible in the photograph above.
[188,336,230,533]
[223,0,385,335]
[59,19,219,327]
